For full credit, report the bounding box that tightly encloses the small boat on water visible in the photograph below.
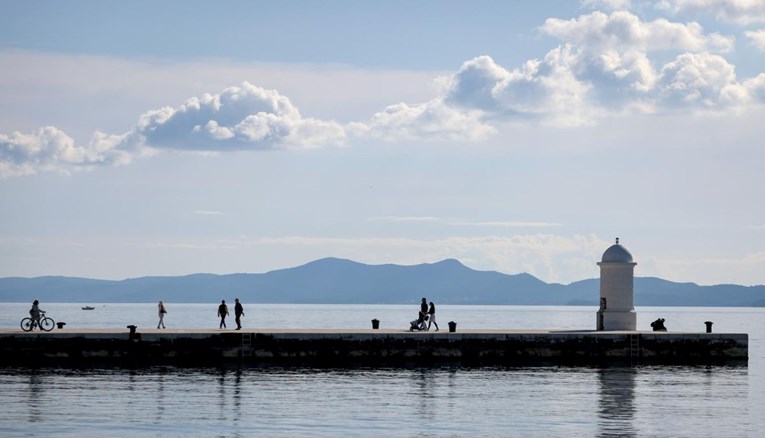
[81,306,95,310]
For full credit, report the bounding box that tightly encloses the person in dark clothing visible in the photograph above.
[410,297,428,331]
[29,300,43,330]
[234,298,245,330]
[427,301,439,331]
[217,300,229,329]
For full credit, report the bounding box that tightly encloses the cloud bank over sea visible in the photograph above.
[3,4,765,177]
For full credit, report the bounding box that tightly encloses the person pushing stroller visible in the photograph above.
[409,297,430,331]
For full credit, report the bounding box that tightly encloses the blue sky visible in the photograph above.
[1,0,765,286]
[0,1,565,67]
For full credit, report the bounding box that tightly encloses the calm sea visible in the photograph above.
[1,303,763,437]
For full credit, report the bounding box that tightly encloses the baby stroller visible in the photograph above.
[409,312,429,331]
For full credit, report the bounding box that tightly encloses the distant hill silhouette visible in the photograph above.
[1,257,763,306]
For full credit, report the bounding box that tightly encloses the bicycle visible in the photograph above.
[20,311,55,332]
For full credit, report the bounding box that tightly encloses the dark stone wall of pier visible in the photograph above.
[248,333,747,366]
[0,332,748,367]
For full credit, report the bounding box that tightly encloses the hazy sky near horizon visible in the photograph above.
[2,0,765,286]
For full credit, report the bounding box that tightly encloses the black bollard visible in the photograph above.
[56,322,66,329]
[127,325,137,335]
[448,321,457,333]
[705,321,713,333]
[371,319,380,329]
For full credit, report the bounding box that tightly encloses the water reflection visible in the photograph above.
[210,367,245,437]
[218,368,227,422]
[155,369,165,423]
[0,364,757,437]
[412,369,437,422]
[127,369,138,394]
[27,371,43,424]
[232,368,242,425]
[597,368,636,438]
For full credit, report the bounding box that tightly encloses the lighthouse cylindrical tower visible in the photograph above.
[596,238,637,331]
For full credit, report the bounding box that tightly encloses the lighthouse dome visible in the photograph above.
[601,238,633,263]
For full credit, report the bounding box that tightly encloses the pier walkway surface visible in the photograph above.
[0,328,748,367]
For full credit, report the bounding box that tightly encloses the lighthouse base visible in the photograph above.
[597,310,636,331]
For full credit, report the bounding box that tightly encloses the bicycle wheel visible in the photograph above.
[40,317,55,332]
[20,317,34,332]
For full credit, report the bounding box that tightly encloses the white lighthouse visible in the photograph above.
[596,238,637,331]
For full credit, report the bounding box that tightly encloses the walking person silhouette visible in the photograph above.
[234,298,245,330]
[217,300,229,329]
[157,300,167,329]
[427,301,439,331]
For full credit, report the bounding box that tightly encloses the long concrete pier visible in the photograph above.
[0,328,748,367]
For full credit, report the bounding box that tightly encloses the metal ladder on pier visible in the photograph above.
[629,334,640,364]
[241,333,252,358]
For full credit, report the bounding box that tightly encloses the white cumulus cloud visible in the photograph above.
[444,55,512,112]
[349,99,496,142]
[657,52,748,107]
[429,11,754,126]
[541,11,734,54]
[0,127,132,177]
[443,53,597,126]
[134,82,346,151]
[0,82,348,178]
[532,10,744,109]
[492,47,598,125]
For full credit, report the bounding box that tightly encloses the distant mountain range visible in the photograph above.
[1,257,764,306]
